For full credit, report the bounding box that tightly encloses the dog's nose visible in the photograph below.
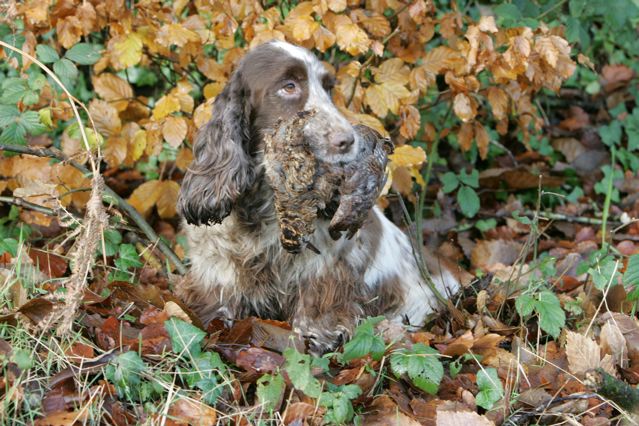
[329,131,354,152]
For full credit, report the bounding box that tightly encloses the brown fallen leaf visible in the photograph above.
[436,405,495,426]
[361,395,422,426]
[600,320,629,368]
[34,409,89,426]
[565,330,616,378]
[165,398,217,426]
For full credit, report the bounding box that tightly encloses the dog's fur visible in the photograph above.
[177,41,460,353]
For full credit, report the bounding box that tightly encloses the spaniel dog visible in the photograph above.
[177,40,460,353]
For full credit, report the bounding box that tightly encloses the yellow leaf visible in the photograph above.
[453,93,476,123]
[153,95,181,121]
[157,181,180,218]
[313,26,336,52]
[128,180,162,217]
[129,130,147,163]
[365,82,410,118]
[109,33,143,70]
[487,87,509,120]
[534,36,559,68]
[203,82,224,99]
[162,116,188,148]
[287,15,318,42]
[288,2,315,18]
[373,58,410,86]
[422,46,461,74]
[89,99,121,139]
[156,23,200,48]
[359,13,391,38]
[92,73,133,111]
[196,57,227,82]
[193,99,214,129]
[478,16,498,33]
[103,136,128,169]
[389,145,426,167]
[335,16,370,56]
[327,0,346,13]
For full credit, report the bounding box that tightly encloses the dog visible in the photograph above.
[176,40,460,353]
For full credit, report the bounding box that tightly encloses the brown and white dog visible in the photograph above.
[177,40,460,353]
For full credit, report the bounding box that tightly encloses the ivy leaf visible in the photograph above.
[457,185,480,218]
[165,318,206,358]
[283,348,322,398]
[440,172,459,193]
[256,373,285,412]
[64,43,103,65]
[475,368,503,410]
[535,290,565,339]
[35,44,60,63]
[390,343,444,395]
[114,243,143,271]
[105,351,147,400]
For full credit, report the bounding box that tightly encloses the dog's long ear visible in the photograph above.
[178,68,254,226]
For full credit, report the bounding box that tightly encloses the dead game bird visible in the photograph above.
[264,111,392,253]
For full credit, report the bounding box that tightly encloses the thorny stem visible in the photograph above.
[0,144,187,275]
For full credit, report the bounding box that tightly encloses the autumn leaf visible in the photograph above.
[162,116,188,148]
[93,73,133,111]
[365,82,411,118]
[486,87,509,120]
[335,16,370,56]
[157,180,180,218]
[156,23,200,48]
[453,93,477,122]
[128,180,162,217]
[153,95,181,121]
[474,122,490,159]
[399,105,420,139]
[373,58,410,86]
[89,99,122,138]
[108,32,143,70]
[458,122,474,152]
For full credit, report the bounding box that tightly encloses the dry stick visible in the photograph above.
[0,144,187,275]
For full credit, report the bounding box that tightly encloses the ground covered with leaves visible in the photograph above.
[1,0,639,424]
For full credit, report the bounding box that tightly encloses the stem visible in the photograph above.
[601,148,616,247]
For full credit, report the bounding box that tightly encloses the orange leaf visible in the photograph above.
[487,87,509,120]
[92,73,133,111]
[457,122,474,152]
[167,398,217,426]
[89,99,122,139]
[156,23,200,48]
[389,145,426,167]
[373,58,410,86]
[335,16,370,56]
[399,105,420,139]
[162,116,188,148]
[157,181,180,218]
[474,122,490,159]
[365,82,410,118]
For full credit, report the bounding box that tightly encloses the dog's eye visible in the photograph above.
[282,81,298,94]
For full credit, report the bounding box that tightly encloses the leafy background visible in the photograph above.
[1,0,639,424]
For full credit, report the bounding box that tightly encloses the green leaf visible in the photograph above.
[475,368,503,410]
[52,58,79,82]
[165,318,206,358]
[494,3,522,19]
[390,343,444,395]
[535,290,565,339]
[515,294,535,317]
[0,105,19,128]
[65,43,103,65]
[35,44,60,63]
[475,218,497,232]
[569,0,587,16]
[12,349,33,370]
[590,256,620,290]
[458,169,479,188]
[105,351,147,400]
[19,111,47,134]
[457,185,480,218]
[284,348,322,398]
[0,79,30,104]
[256,373,285,412]
[599,121,622,147]
[114,243,143,270]
[624,254,639,286]
[440,172,459,193]
[625,108,639,151]
[342,317,385,362]
[0,122,27,145]
[99,229,122,257]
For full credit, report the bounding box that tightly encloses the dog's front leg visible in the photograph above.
[292,269,365,355]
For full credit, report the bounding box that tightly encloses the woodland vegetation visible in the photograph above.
[1,0,639,424]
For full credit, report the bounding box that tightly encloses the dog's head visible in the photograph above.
[178,41,360,226]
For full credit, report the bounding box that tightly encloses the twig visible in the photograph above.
[0,144,187,275]
[482,210,622,227]
[0,195,79,219]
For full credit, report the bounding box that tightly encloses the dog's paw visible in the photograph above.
[294,323,351,356]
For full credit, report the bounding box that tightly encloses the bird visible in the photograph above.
[263,111,393,253]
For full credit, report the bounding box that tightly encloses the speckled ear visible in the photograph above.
[177,69,254,226]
